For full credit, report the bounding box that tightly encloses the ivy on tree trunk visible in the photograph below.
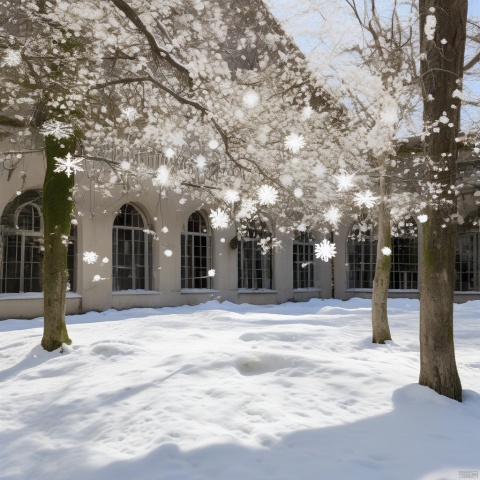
[41,134,75,352]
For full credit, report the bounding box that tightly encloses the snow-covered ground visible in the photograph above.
[1,298,480,480]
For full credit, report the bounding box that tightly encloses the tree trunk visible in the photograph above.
[41,135,75,351]
[371,171,392,344]
[418,0,467,402]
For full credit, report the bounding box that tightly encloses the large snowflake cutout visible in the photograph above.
[324,206,341,226]
[315,239,337,262]
[284,133,306,153]
[258,185,278,205]
[153,165,170,187]
[54,153,84,177]
[39,120,74,140]
[210,208,229,229]
[223,189,240,203]
[334,172,355,191]
[354,190,378,209]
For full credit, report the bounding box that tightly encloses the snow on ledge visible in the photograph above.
[112,290,159,295]
[0,292,82,300]
[237,289,278,294]
[293,288,321,293]
[180,289,220,294]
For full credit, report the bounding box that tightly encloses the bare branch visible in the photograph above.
[108,0,193,86]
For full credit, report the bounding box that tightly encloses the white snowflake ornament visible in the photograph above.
[354,190,378,209]
[284,133,306,153]
[223,189,240,203]
[315,239,337,262]
[83,251,99,264]
[242,90,260,108]
[210,208,230,229]
[40,120,74,140]
[258,185,278,205]
[54,153,84,177]
[334,172,356,191]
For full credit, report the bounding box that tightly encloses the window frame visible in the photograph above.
[293,232,315,289]
[346,219,418,290]
[181,211,212,289]
[112,204,153,291]
[238,223,273,290]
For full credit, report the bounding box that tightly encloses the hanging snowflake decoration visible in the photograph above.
[284,133,306,153]
[153,165,170,186]
[54,153,84,177]
[354,190,378,209]
[334,172,355,191]
[223,189,240,203]
[39,120,74,140]
[315,239,337,262]
[210,208,230,229]
[2,49,22,67]
[258,185,278,205]
[83,251,99,264]
[324,206,341,226]
[164,249,173,257]
[208,269,216,277]
[242,89,260,108]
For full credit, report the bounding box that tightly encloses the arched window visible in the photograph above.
[1,201,43,293]
[238,222,273,290]
[181,211,212,289]
[293,232,315,289]
[456,222,480,292]
[112,204,153,291]
[1,190,77,294]
[347,218,418,290]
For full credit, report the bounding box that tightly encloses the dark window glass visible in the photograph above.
[181,212,211,289]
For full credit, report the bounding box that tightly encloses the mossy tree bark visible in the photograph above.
[371,170,392,344]
[41,134,75,351]
[418,0,466,402]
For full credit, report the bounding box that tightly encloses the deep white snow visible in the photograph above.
[1,298,480,480]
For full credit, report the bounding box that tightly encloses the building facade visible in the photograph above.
[2,145,480,320]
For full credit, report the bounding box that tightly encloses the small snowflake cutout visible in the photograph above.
[83,251,99,264]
